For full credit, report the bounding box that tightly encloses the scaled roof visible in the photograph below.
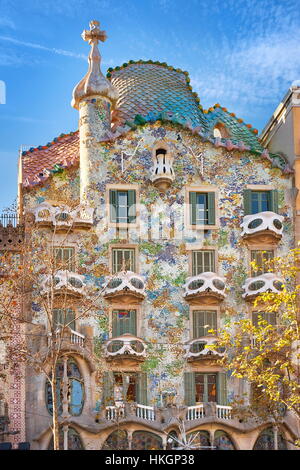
[22,61,292,188]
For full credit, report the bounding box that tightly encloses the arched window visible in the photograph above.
[214,430,235,450]
[48,426,84,450]
[102,430,129,450]
[132,431,163,450]
[253,427,287,450]
[186,431,211,450]
[213,123,230,139]
[45,357,84,416]
[166,431,178,449]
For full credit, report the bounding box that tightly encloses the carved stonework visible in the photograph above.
[183,272,226,305]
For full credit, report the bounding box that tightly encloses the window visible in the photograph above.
[195,373,217,403]
[214,430,235,450]
[46,358,84,417]
[189,192,215,226]
[192,310,217,338]
[109,189,136,224]
[112,248,136,273]
[252,311,277,327]
[53,308,75,331]
[112,309,137,337]
[251,250,274,276]
[132,431,163,450]
[102,371,147,405]
[213,123,230,139]
[48,427,84,450]
[243,189,278,215]
[184,372,227,406]
[102,430,129,450]
[192,250,215,275]
[54,247,75,271]
[253,427,287,450]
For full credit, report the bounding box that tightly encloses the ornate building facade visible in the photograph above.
[1,20,299,450]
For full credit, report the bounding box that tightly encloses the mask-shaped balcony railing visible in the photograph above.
[41,270,86,297]
[151,152,175,191]
[105,333,146,362]
[103,271,146,304]
[242,272,284,301]
[241,211,284,244]
[184,336,225,362]
[183,272,226,304]
[31,203,94,231]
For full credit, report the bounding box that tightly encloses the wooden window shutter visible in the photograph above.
[137,373,148,405]
[127,190,136,223]
[217,372,228,405]
[184,372,196,406]
[112,310,120,337]
[270,190,279,213]
[207,192,216,225]
[189,192,197,225]
[109,189,117,222]
[103,371,114,406]
[128,309,137,335]
[243,189,252,215]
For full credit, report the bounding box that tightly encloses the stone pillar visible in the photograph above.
[63,424,69,450]
[127,429,133,450]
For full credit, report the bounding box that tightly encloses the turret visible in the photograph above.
[71,20,118,204]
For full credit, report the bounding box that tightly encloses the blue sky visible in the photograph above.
[0,0,300,211]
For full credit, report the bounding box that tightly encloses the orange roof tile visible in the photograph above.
[22,132,79,188]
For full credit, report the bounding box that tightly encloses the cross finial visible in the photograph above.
[81,20,107,44]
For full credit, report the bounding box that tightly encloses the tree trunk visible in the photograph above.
[51,369,60,450]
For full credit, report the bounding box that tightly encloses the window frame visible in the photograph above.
[111,308,137,337]
[106,184,139,228]
[250,249,274,276]
[185,186,219,230]
[248,244,277,277]
[192,309,218,338]
[244,185,278,215]
[109,303,142,338]
[189,305,220,339]
[53,246,76,272]
[109,244,138,274]
[191,249,216,275]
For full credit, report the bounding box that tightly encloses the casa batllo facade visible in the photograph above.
[0,20,299,450]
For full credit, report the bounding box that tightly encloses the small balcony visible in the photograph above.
[41,270,86,297]
[241,211,284,245]
[184,337,224,363]
[31,203,94,231]
[104,334,146,363]
[242,272,284,301]
[48,327,85,348]
[105,403,156,422]
[151,150,175,191]
[103,271,146,304]
[183,272,226,305]
[186,404,232,421]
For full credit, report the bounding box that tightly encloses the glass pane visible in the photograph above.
[69,379,84,416]
[214,431,235,450]
[132,431,163,450]
[251,250,274,276]
[193,311,217,337]
[196,193,208,225]
[207,374,217,402]
[251,191,271,214]
[103,430,128,450]
[117,191,128,223]
[192,251,215,275]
